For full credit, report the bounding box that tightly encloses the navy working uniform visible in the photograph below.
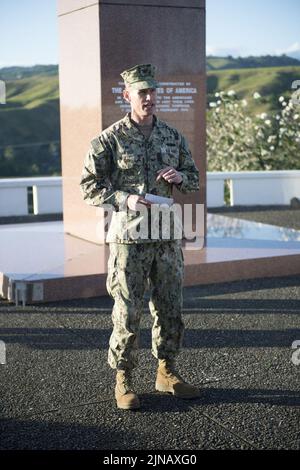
[80,64,199,372]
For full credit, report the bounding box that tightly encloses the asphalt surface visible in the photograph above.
[0,207,299,451]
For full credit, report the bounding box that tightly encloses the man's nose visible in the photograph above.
[145,90,152,101]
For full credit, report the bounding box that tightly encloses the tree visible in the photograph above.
[207,91,300,171]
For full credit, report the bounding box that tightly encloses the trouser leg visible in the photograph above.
[149,241,185,361]
[107,243,152,370]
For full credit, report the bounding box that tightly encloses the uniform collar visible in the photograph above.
[123,113,163,140]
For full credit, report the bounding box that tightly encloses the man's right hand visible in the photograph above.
[126,194,152,211]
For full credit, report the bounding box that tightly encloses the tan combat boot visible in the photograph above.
[155,359,201,399]
[115,370,140,410]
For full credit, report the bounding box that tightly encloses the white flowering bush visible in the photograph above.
[207,90,300,171]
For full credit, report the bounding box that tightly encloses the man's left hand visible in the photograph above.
[156,166,183,184]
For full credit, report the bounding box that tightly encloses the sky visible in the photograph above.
[0,0,300,67]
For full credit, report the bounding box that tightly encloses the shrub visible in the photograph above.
[207,90,300,171]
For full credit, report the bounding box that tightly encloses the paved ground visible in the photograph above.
[0,207,299,450]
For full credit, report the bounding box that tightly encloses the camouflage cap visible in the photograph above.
[120,64,158,90]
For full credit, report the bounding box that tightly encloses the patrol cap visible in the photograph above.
[120,64,158,90]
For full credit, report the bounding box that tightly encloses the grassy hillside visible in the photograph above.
[207,56,237,70]
[0,73,60,177]
[207,65,300,113]
[206,54,300,70]
[0,65,58,81]
[5,74,59,110]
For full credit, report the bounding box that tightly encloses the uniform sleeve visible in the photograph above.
[80,134,129,211]
[176,134,200,193]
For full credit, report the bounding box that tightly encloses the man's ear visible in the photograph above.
[123,88,131,103]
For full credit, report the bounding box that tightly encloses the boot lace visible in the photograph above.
[117,371,133,392]
[161,360,184,383]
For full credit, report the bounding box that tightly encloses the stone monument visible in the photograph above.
[58,0,206,245]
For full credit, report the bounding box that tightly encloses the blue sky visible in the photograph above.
[0,0,300,67]
[207,0,300,58]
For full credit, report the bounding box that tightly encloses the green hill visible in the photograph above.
[207,65,300,113]
[4,74,59,110]
[0,72,60,177]
[206,54,300,70]
[0,65,58,81]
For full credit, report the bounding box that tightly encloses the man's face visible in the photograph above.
[123,87,157,119]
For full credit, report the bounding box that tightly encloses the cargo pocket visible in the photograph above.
[106,251,118,298]
[118,153,140,170]
[117,153,142,182]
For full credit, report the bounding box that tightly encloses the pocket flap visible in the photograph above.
[118,154,139,169]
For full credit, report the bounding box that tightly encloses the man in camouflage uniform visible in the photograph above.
[80,64,200,410]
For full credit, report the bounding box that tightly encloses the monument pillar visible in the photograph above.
[58,0,206,244]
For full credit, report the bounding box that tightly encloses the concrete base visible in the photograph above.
[1,215,300,304]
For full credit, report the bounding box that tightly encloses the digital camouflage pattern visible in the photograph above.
[107,241,184,370]
[80,111,199,371]
[80,113,199,243]
[120,63,158,90]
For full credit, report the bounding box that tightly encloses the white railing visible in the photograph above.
[0,177,63,216]
[206,170,300,207]
[0,171,300,216]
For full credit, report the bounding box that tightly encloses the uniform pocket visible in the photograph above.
[106,251,118,297]
[118,153,140,170]
[162,146,179,168]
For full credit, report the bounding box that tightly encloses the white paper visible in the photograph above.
[145,193,174,206]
